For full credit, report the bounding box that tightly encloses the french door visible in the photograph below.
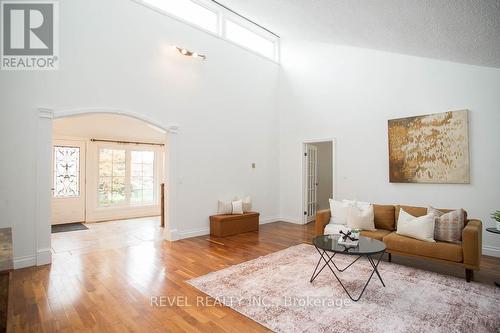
[51,140,86,225]
[304,144,318,223]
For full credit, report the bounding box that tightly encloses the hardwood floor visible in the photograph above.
[7,219,500,332]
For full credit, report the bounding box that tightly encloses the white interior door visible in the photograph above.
[51,140,86,225]
[305,144,318,223]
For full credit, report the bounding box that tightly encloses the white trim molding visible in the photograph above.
[37,248,52,266]
[38,107,54,119]
[14,249,51,268]
[483,245,500,258]
[278,216,303,224]
[40,106,180,133]
[14,255,37,269]
[164,228,179,241]
[178,227,210,239]
[260,216,281,224]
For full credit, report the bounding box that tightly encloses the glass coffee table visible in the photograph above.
[310,235,386,302]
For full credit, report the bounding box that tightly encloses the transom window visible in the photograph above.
[138,0,279,61]
[144,0,218,33]
[225,20,276,60]
[53,146,80,198]
[98,148,157,206]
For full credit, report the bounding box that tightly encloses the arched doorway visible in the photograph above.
[35,107,179,266]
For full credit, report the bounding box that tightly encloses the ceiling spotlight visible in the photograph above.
[172,45,206,60]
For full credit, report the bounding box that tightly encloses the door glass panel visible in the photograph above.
[130,150,155,204]
[99,149,126,205]
[98,148,156,206]
[53,146,80,198]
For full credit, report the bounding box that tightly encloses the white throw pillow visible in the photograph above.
[354,201,371,210]
[242,196,252,212]
[341,199,370,209]
[324,223,350,235]
[329,199,354,225]
[396,209,436,242]
[231,200,243,214]
[347,205,376,231]
[217,200,232,214]
[342,199,357,206]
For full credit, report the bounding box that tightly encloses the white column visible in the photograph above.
[36,108,53,265]
[163,125,179,241]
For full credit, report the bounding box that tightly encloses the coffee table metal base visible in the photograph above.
[310,245,385,302]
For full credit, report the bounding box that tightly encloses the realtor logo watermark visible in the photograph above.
[1,1,59,70]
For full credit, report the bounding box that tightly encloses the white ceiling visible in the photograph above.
[219,0,500,68]
[53,114,166,143]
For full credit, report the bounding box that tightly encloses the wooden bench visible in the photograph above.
[209,212,259,237]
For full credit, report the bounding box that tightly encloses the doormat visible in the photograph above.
[51,222,88,233]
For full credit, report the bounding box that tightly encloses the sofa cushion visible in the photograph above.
[395,205,468,227]
[360,229,391,241]
[395,205,427,223]
[373,204,395,231]
[210,212,259,222]
[396,209,436,242]
[428,207,466,243]
[347,205,376,231]
[383,232,463,262]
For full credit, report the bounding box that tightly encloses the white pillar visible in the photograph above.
[36,108,53,265]
[163,126,179,241]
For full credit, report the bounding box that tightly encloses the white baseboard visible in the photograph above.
[483,245,500,257]
[176,216,288,240]
[260,216,281,224]
[37,248,52,266]
[279,216,303,224]
[14,249,52,269]
[163,228,179,241]
[14,255,36,269]
[178,227,210,239]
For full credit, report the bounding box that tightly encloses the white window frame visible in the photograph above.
[130,150,156,205]
[131,0,280,63]
[96,143,161,208]
[222,15,280,63]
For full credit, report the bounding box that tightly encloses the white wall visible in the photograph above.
[311,141,333,211]
[278,40,500,255]
[0,0,280,268]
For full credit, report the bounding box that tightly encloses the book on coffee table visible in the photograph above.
[338,238,359,247]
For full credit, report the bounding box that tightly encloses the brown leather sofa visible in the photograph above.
[315,204,482,282]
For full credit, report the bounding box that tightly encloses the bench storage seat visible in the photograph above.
[209,212,259,237]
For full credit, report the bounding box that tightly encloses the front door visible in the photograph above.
[51,140,86,225]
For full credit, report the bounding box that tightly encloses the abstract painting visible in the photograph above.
[388,110,469,183]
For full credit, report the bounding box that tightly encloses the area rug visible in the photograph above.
[188,243,500,333]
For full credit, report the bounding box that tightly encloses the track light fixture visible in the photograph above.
[172,45,206,60]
